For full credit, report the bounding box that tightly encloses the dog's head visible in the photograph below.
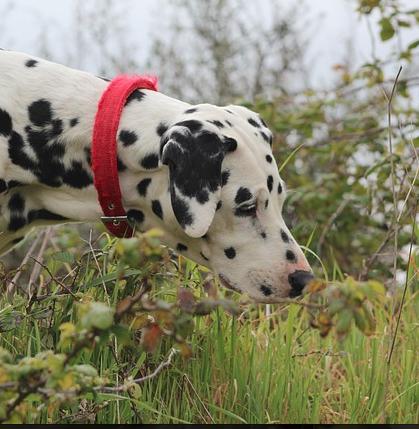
[156,103,312,302]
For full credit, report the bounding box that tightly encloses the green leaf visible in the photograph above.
[408,39,419,50]
[81,302,115,330]
[336,308,353,336]
[72,364,98,378]
[379,18,395,41]
[110,324,132,345]
[397,19,411,28]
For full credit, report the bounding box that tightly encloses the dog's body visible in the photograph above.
[0,50,312,302]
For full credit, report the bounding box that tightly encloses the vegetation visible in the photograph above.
[0,0,418,424]
[0,226,416,424]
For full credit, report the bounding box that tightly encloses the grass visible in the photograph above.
[0,226,417,424]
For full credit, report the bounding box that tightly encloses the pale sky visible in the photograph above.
[1,0,417,89]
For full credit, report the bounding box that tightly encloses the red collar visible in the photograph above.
[92,74,158,237]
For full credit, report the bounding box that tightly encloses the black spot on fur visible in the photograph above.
[25,127,48,148]
[0,109,12,136]
[221,170,230,187]
[119,130,138,147]
[224,247,236,259]
[28,99,53,126]
[0,179,7,193]
[223,137,237,152]
[9,216,26,231]
[176,243,188,252]
[152,200,163,219]
[278,182,283,194]
[209,120,224,128]
[51,119,63,138]
[260,231,267,239]
[70,118,79,127]
[235,187,253,205]
[225,120,233,127]
[280,229,289,243]
[184,107,197,114]
[127,209,144,224]
[260,131,271,145]
[137,178,152,196]
[141,153,159,169]
[84,148,92,166]
[125,89,145,105]
[260,284,273,296]
[248,118,260,128]
[98,76,111,82]
[265,154,272,163]
[172,197,193,227]
[286,249,297,263]
[8,193,25,212]
[25,59,38,68]
[62,161,93,188]
[216,201,222,211]
[267,175,273,192]
[117,157,127,172]
[8,180,23,189]
[264,199,269,209]
[196,189,209,204]
[27,209,66,224]
[156,122,168,137]
[176,120,202,134]
[225,109,234,115]
[8,131,36,171]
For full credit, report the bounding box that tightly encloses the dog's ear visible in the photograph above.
[160,121,233,238]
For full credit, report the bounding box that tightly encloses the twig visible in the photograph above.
[383,65,403,294]
[317,197,351,255]
[6,233,42,298]
[0,378,46,423]
[183,374,215,423]
[387,198,417,366]
[97,348,178,393]
[86,229,110,305]
[114,280,151,323]
[360,227,395,280]
[29,257,79,300]
[28,227,53,297]
[292,349,346,358]
[381,66,406,425]
[397,128,419,223]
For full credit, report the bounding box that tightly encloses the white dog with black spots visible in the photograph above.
[0,49,313,302]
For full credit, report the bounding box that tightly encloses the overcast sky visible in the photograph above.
[1,0,417,90]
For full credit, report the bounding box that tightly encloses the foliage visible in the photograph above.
[245,1,419,285]
[0,226,416,423]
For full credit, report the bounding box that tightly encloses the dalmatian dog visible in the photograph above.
[0,49,313,302]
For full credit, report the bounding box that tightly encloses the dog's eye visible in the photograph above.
[235,202,257,217]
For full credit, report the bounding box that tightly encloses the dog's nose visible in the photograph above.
[288,270,314,297]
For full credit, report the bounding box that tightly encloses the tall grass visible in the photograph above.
[0,230,417,424]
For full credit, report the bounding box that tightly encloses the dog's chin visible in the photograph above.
[218,274,292,303]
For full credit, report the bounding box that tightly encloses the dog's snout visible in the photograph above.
[288,270,314,297]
